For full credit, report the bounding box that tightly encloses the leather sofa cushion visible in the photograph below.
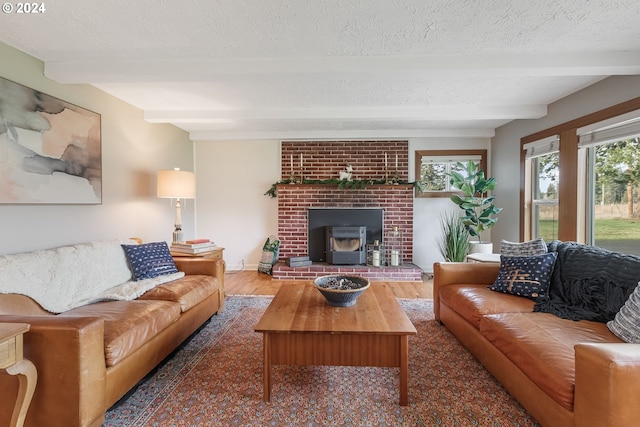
[139,275,219,312]
[480,312,623,411]
[439,284,535,329]
[62,300,181,366]
[0,293,52,315]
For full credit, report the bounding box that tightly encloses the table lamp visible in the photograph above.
[157,168,196,243]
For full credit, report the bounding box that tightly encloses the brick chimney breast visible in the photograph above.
[277,141,413,263]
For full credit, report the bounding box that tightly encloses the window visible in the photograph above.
[524,137,559,242]
[531,153,560,242]
[520,97,640,255]
[579,115,640,255]
[415,150,487,198]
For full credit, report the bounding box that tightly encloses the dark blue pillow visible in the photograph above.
[121,241,178,281]
[489,252,558,300]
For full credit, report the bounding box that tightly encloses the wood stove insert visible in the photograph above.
[326,226,366,265]
[308,208,383,263]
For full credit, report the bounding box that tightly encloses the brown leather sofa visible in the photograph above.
[0,244,224,427]
[434,252,640,427]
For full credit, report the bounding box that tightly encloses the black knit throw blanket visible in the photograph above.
[533,241,640,322]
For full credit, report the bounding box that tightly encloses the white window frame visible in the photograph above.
[578,110,640,246]
[523,136,560,241]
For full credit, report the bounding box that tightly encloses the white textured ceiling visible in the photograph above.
[1,0,640,140]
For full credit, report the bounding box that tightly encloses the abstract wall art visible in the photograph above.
[0,77,101,204]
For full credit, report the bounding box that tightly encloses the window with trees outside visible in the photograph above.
[524,138,559,242]
[522,102,640,257]
[580,116,640,255]
[415,150,486,198]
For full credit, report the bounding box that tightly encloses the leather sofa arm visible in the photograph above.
[174,257,223,283]
[0,314,106,427]
[173,257,225,310]
[173,256,221,276]
[574,342,640,427]
[433,262,500,321]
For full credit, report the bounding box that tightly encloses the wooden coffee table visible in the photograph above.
[254,282,417,405]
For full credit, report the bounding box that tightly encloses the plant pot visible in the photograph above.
[469,241,493,254]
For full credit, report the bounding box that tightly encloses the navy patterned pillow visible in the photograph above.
[489,252,558,300]
[121,241,178,281]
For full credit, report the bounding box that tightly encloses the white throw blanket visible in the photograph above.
[0,239,184,313]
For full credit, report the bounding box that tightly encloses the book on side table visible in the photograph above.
[171,239,217,254]
[170,242,225,274]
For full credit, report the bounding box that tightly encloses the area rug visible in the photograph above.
[103,296,540,427]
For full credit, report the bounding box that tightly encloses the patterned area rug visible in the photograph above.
[103,296,540,426]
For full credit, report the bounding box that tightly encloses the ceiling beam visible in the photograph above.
[45,51,640,83]
[144,105,547,123]
[189,128,496,141]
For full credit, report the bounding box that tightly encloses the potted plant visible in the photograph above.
[437,211,470,262]
[448,161,502,253]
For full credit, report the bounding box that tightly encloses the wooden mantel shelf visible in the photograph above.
[269,182,417,198]
[275,183,415,189]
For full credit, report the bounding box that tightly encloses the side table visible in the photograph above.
[0,323,37,427]
[170,246,224,260]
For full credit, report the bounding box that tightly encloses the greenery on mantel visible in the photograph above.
[264,178,423,198]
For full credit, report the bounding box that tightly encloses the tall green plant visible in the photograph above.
[437,211,470,262]
[448,161,502,243]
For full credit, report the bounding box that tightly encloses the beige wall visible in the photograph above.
[0,42,195,254]
[492,75,640,244]
[194,140,280,271]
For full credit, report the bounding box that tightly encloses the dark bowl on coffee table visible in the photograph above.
[313,275,370,307]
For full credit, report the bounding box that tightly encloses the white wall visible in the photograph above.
[194,140,280,270]
[410,138,491,272]
[0,42,195,254]
[492,76,640,244]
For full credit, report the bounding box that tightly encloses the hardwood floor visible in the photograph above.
[224,270,434,299]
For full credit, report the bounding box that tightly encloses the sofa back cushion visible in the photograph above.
[500,237,547,257]
[0,294,52,315]
[607,282,640,343]
[0,239,136,313]
[534,241,640,322]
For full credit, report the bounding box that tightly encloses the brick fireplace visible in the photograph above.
[272,140,421,281]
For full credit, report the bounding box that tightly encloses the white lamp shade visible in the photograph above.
[157,169,196,199]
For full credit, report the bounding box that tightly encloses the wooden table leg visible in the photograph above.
[5,358,38,427]
[263,333,271,402]
[399,335,409,406]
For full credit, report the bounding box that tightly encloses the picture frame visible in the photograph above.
[0,76,102,204]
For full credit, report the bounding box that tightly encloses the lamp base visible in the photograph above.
[173,198,184,243]
[173,228,183,243]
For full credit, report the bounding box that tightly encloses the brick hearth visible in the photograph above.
[274,140,420,281]
[272,261,423,281]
